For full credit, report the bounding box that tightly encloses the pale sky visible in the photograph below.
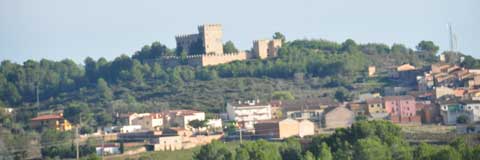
[0,0,479,63]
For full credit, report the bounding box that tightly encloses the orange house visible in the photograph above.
[30,113,72,131]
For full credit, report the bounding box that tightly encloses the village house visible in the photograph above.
[148,129,223,151]
[434,86,455,99]
[206,118,223,132]
[431,63,451,74]
[324,107,354,129]
[348,102,367,116]
[119,125,142,133]
[356,93,381,102]
[384,96,421,123]
[124,113,151,125]
[391,64,417,80]
[366,98,385,114]
[226,100,272,130]
[439,101,467,125]
[384,96,416,117]
[281,98,336,124]
[96,144,120,156]
[298,119,315,137]
[123,110,206,132]
[131,113,164,131]
[151,135,183,151]
[462,101,480,123]
[417,73,435,91]
[30,113,72,131]
[2,107,14,114]
[368,66,376,77]
[166,110,205,131]
[254,118,314,139]
[416,103,441,124]
[465,89,480,101]
[422,63,477,89]
[397,63,416,72]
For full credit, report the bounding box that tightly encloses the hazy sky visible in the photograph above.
[1,0,479,64]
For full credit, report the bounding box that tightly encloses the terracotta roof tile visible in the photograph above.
[31,114,63,121]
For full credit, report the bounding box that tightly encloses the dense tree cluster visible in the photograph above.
[194,121,480,160]
[461,55,480,69]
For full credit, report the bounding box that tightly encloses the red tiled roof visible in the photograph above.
[149,113,164,119]
[281,98,336,111]
[366,97,383,104]
[31,114,63,121]
[270,100,283,107]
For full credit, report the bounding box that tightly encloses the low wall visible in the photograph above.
[182,134,224,149]
[201,52,248,66]
[159,52,249,67]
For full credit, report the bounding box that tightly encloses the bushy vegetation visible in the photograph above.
[194,121,480,160]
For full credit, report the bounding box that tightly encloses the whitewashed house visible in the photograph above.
[227,100,272,130]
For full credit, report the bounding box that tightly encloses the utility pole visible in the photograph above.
[448,23,454,52]
[76,126,79,160]
[101,129,105,160]
[76,113,82,160]
[36,82,40,108]
[238,125,242,144]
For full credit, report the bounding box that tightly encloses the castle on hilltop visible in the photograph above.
[161,24,282,67]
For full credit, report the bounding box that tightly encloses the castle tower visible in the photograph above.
[175,34,201,54]
[253,40,270,59]
[198,24,224,55]
[253,39,282,59]
[267,39,282,57]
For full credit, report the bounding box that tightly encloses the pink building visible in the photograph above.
[384,96,416,117]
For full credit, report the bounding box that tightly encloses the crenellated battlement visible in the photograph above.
[175,34,200,40]
[198,24,222,30]
[161,51,246,59]
[252,39,270,43]
[160,51,248,67]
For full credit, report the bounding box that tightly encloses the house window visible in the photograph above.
[293,112,302,118]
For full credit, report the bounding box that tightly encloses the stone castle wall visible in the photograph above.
[201,51,248,66]
[159,51,248,67]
